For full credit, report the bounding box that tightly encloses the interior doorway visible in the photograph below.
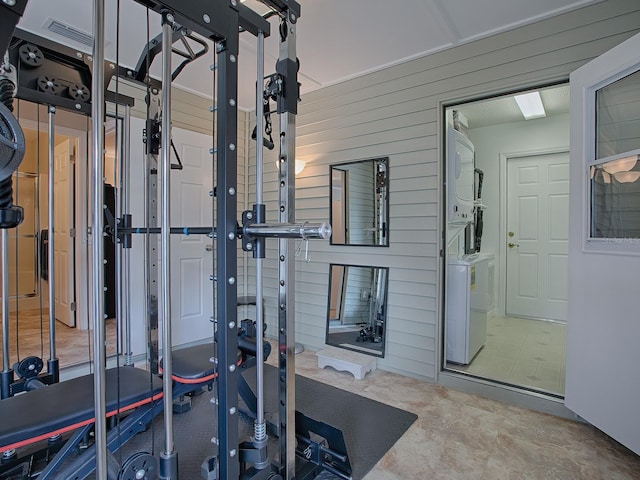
[443,84,570,397]
[0,100,118,368]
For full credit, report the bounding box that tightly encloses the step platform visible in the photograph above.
[316,346,376,380]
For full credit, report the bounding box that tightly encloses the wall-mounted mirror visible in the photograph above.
[326,263,389,357]
[330,157,389,246]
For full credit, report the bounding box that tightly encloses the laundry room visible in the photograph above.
[444,84,570,396]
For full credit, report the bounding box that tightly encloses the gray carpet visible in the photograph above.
[104,365,416,479]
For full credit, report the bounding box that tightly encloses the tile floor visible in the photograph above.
[0,308,117,368]
[448,315,566,395]
[297,349,640,480]
[4,312,639,479]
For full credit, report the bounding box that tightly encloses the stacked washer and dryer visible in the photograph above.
[445,122,494,365]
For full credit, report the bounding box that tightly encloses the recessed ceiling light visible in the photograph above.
[514,91,546,120]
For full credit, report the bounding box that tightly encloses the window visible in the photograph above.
[588,70,640,247]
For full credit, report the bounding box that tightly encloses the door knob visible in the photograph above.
[508,242,519,248]
[205,244,213,251]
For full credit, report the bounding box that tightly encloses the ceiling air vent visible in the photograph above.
[46,19,93,47]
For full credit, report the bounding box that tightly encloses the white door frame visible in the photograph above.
[498,147,569,318]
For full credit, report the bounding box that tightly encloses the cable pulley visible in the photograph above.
[37,75,62,95]
[18,43,45,67]
[68,83,91,102]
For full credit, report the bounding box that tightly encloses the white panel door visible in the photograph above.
[566,32,640,455]
[506,152,569,321]
[169,127,215,346]
[53,138,75,327]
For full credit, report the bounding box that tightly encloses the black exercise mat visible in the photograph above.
[101,365,416,479]
[245,364,417,479]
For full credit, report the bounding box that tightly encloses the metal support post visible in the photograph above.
[91,0,107,477]
[145,95,160,374]
[159,14,178,480]
[47,105,59,382]
[47,106,57,361]
[122,105,133,365]
[253,30,268,466]
[215,10,241,479]
[277,17,298,480]
[1,228,12,399]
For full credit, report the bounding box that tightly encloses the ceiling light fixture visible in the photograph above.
[514,91,546,120]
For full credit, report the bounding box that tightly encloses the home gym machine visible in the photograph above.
[0,1,355,478]
[90,1,335,478]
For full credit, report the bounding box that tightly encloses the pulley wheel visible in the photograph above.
[68,83,90,102]
[14,356,44,379]
[37,76,62,95]
[118,452,157,480]
[0,102,26,182]
[18,43,45,67]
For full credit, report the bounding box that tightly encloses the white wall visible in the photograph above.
[245,0,640,382]
[468,113,569,316]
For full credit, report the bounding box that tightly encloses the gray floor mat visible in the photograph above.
[87,365,416,479]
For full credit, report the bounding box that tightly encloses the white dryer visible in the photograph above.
[446,254,494,364]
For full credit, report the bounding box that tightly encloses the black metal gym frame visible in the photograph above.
[90,0,319,479]
[1,1,335,478]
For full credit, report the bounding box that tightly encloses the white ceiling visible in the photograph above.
[17,0,598,110]
[454,84,570,129]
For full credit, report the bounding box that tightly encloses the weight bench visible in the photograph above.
[0,337,270,479]
[166,336,271,397]
[0,367,163,479]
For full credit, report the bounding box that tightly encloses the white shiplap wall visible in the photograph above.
[245,0,640,381]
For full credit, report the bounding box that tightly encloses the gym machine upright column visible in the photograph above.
[215,8,241,478]
[277,12,299,479]
[159,14,178,479]
[90,0,108,477]
[47,105,59,382]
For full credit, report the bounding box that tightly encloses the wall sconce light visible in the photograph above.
[276,159,306,175]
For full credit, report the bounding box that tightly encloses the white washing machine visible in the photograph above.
[446,254,494,364]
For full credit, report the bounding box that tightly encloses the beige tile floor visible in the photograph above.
[5,312,640,479]
[297,349,640,480]
[448,315,566,396]
[0,308,117,368]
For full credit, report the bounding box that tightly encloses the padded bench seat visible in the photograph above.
[162,339,271,385]
[0,367,162,452]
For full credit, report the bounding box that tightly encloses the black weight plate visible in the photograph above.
[68,83,90,102]
[15,356,44,379]
[119,452,157,480]
[37,76,62,95]
[18,43,45,67]
[0,102,26,182]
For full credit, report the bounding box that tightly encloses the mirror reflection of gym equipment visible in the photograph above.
[330,157,389,247]
[0,104,120,368]
[326,264,388,357]
[443,85,569,397]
